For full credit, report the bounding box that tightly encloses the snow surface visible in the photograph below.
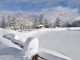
[0,27,80,60]
[34,28,80,60]
[3,32,70,60]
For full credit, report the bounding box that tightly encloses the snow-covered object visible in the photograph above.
[21,37,39,58]
[4,33,19,40]
[3,33,24,48]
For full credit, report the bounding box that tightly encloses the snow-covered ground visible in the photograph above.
[36,29,80,60]
[0,27,80,60]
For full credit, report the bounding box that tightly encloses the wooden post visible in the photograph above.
[32,55,38,60]
[32,54,47,60]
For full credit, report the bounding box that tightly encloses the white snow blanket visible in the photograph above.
[2,28,79,60]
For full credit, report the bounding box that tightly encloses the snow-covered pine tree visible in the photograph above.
[1,13,6,28]
[33,18,39,28]
[39,14,45,25]
[15,15,33,31]
[7,13,17,30]
[55,17,62,27]
[7,12,33,31]
[44,19,50,28]
[25,16,33,31]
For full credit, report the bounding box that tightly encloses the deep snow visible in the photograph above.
[33,28,80,60]
[0,27,80,60]
[3,32,71,60]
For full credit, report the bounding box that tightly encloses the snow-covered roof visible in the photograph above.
[36,24,44,27]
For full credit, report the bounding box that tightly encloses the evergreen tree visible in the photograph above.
[33,18,39,28]
[1,14,6,28]
[55,17,62,27]
[44,19,49,28]
[39,14,44,25]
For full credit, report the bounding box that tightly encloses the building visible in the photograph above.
[35,25,44,29]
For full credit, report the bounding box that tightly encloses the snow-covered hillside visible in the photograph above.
[0,27,80,60]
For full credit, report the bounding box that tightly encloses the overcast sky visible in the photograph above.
[0,0,80,22]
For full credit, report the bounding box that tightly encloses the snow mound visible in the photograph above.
[21,37,39,59]
[3,33,19,40]
[3,33,24,49]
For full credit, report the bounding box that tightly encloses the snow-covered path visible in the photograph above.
[34,30,80,60]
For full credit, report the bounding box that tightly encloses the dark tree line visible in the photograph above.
[72,20,80,27]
